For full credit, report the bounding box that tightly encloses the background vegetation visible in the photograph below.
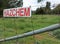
[35,2,60,14]
[0,0,60,44]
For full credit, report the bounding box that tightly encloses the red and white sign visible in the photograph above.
[3,7,31,17]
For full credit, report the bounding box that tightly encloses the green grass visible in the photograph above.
[0,15,60,44]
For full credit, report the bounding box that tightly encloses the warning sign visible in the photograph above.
[3,7,31,17]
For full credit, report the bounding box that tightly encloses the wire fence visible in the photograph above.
[0,14,60,44]
[0,0,60,44]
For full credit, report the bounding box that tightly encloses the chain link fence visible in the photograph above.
[0,14,60,44]
[0,0,60,44]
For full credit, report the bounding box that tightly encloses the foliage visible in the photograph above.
[35,1,60,15]
[35,1,51,14]
[38,0,44,3]
[52,4,60,14]
[46,2,51,9]
[0,0,9,17]
[35,7,45,14]
[8,0,23,8]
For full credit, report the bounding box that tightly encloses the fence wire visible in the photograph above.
[0,14,60,44]
[0,0,60,44]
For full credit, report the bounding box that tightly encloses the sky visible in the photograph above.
[23,0,60,11]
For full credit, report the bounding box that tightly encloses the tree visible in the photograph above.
[8,0,23,8]
[45,2,51,14]
[35,1,51,14]
[35,7,45,14]
[38,0,44,3]
[0,0,3,7]
[52,4,60,14]
[46,2,51,9]
[0,0,9,16]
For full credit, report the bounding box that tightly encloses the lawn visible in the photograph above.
[0,15,60,44]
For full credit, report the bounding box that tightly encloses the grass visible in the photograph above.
[0,15,60,44]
